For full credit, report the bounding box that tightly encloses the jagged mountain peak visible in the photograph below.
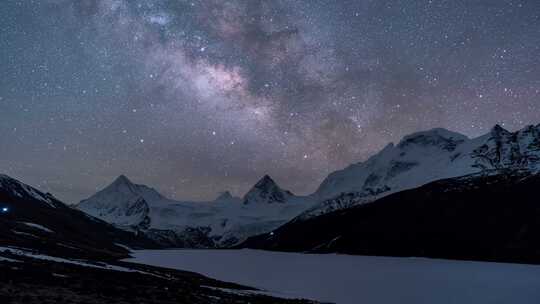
[0,173,59,209]
[254,175,277,188]
[243,175,293,205]
[307,123,540,219]
[77,175,165,228]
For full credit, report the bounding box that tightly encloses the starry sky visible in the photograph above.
[1,0,539,203]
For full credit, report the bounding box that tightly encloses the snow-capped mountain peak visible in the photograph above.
[106,174,138,194]
[76,175,162,228]
[302,124,540,219]
[112,174,132,186]
[106,175,164,203]
[76,173,313,248]
[397,128,468,151]
[98,175,163,200]
[242,175,293,205]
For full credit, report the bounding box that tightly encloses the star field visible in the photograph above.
[1,0,539,203]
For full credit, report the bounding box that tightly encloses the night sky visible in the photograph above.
[1,0,539,203]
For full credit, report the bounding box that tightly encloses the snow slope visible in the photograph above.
[301,124,540,218]
[0,174,61,209]
[128,249,540,304]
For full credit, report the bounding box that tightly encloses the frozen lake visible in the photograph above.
[127,249,540,304]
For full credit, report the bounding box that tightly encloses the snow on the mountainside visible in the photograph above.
[78,175,165,212]
[302,124,540,218]
[77,175,157,228]
[0,246,167,278]
[128,249,540,304]
[147,188,311,241]
[0,174,58,208]
[313,128,470,200]
[21,222,54,233]
[77,174,313,246]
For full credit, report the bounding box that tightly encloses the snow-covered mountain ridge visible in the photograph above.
[0,174,61,209]
[77,174,312,247]
[300,124,540,219]
[0,174,159,259]
[76,123,540,246]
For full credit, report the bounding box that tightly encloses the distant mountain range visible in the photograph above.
[2,123,539,264]
[301,124,540,219]
[74,124,540,250]
[76,174,313,247]
[0,122,539,303]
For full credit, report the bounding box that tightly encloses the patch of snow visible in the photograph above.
[0,256,21,263]
[128,249,540,304]
[114,243,133,252]
[0,246,165,278]
[21,222,54,233]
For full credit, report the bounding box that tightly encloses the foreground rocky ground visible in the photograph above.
[0,250,316,304]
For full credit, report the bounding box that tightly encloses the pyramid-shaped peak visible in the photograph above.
[254,175,277,188]
[243,175,293,204]
[113,174,133,185]
[105,175,139,193]
[78,175,165,210]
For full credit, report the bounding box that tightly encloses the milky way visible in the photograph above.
[1,0,539,203]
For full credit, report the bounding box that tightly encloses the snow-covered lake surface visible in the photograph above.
[127,249,540,304]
